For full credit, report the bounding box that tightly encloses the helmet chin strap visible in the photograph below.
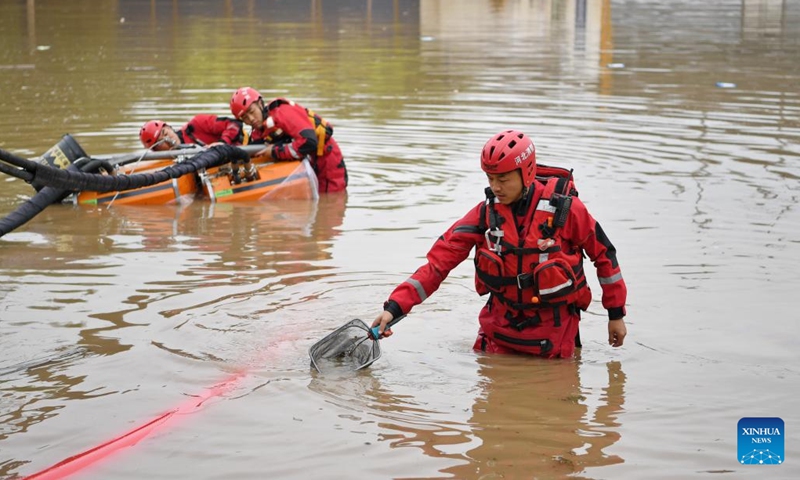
[259,99,268,122]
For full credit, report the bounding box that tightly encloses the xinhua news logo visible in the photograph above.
[738,417,784,465]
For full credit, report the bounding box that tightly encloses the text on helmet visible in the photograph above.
[515,142,535,165]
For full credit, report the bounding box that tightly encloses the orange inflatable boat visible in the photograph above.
[73,150,318,206]
[75,159,199,206]
[199,159,318,203]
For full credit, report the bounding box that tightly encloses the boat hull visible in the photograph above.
[200,160,318,203]
[76,160,198,206]
[75,159,318,206]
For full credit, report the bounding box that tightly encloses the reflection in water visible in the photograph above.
[26,0,36,54]
[0,195,347,475]
[441,355,626,479]
[0,346,107,445]
[308,353,626,479]
[742,0,786,40]
[1,0,800,478]
[307,360,479,475]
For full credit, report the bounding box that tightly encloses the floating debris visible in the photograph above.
[607,63,625,69]
[715,82,737,89]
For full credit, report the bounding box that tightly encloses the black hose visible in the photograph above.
[0,144,250,239]
[0,155,117,237]
[0,165,81,238]
[73,157,116,176]
[27,144,248,192]
[0,151,35,182]
[0,147,36,170]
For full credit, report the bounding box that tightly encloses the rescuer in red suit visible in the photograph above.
[372,129,628,358]
[229,87,347,194]
[139,115,246,151]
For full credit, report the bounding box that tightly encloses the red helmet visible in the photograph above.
[230,87,262,120]
[139,120,167,148]
[480,130,536,187]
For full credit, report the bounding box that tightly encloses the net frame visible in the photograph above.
[309,319,382,372]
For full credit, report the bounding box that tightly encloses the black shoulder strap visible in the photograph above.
[486,188,506,231]
[267,98,288,111]
[181,127,205,147]
[479,187,494,230]
[553,168,574,196]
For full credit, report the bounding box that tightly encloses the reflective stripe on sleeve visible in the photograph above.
[598,272,623,284]
[406,278,428,302]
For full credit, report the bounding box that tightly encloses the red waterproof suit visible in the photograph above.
[177,115,245,146]
[383,179,627,358]
[250,98,347,193]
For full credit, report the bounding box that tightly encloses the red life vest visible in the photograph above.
[473,164,592,355]
[261,98,333,157]
[251,98,347,193]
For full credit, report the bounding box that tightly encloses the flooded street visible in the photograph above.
[1,1,799,479]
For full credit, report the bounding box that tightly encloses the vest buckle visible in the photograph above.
[516,273,534,290]
[485,227,504,253]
